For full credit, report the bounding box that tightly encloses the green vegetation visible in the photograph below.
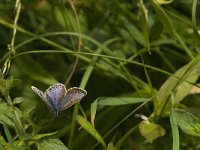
[0,0,200,149]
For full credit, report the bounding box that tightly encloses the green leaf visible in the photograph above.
[90,97,148,126]
[0,116,14,127]
[138,0,150,53]
[170,108,179,150]
[0,142,5,150]
[13,97,24,105]
[139,121,166,143]
[90,100,98,127]
[76,115,106,149]
[3,126,15,149]
[97,97,148,106]
[151,0,175,35]
[32,132,57,140]
[124,20,145,46]
[54,6,77,31]
[0,101,15,127]
[107,142,117,150]
[119,29,137,51]
[36,137,69,150]
[154,56,200,117]
[9,140,29,150]
[0,76,21,96]
[0,135,8,147]
[192,0,200,38]
[174,110,200,137]
[155,0,173,4]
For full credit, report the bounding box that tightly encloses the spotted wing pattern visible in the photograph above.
[61,87,87,111]
[31,86,53,109]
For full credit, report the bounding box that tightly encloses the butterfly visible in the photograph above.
[31,83,87,114]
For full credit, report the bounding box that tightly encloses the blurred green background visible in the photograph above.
[0,0,200,149]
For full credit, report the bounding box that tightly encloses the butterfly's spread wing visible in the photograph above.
[45,83,67,111]
[31,86,52,109]
[61,87,87,111]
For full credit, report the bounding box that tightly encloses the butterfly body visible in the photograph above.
[31,83,87,114]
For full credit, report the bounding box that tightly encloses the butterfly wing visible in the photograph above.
[45,83,67,112]
[31,86,53,110]
[61,87,87,111]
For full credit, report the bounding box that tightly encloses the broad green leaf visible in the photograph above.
[76,115,106,149]
[36,137,69,150]
[154,56,200,117]
[15,55,58,85]
[13,97,24,105]
[174,110,200,137]
[107,142,117,150]
[32,132,57,140]
[139,121,165,143]
[189,84,200,94]
[0,101,15,127]
[0,100,23,132]
[0,116,14,127]
[0,76,21,96]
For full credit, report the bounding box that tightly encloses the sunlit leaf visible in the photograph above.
[32,132,57,140]
[154,56,200,117]
[90,100,98,127]
[36,137,69,150]
[0,135,7,147]
[0,76,21,96]
[174,110,200,137]
[155,0,173,4]
[0,101,14,127]
[170,106,179,150]
[139,121,166,143]
[13,97,24,105]
[76,115,106,149]
[189,84,200,94]
[97,97,148,106]
[91,97,148,126]
[107,142,117,150]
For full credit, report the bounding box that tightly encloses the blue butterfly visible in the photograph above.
[31,83,87,114]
